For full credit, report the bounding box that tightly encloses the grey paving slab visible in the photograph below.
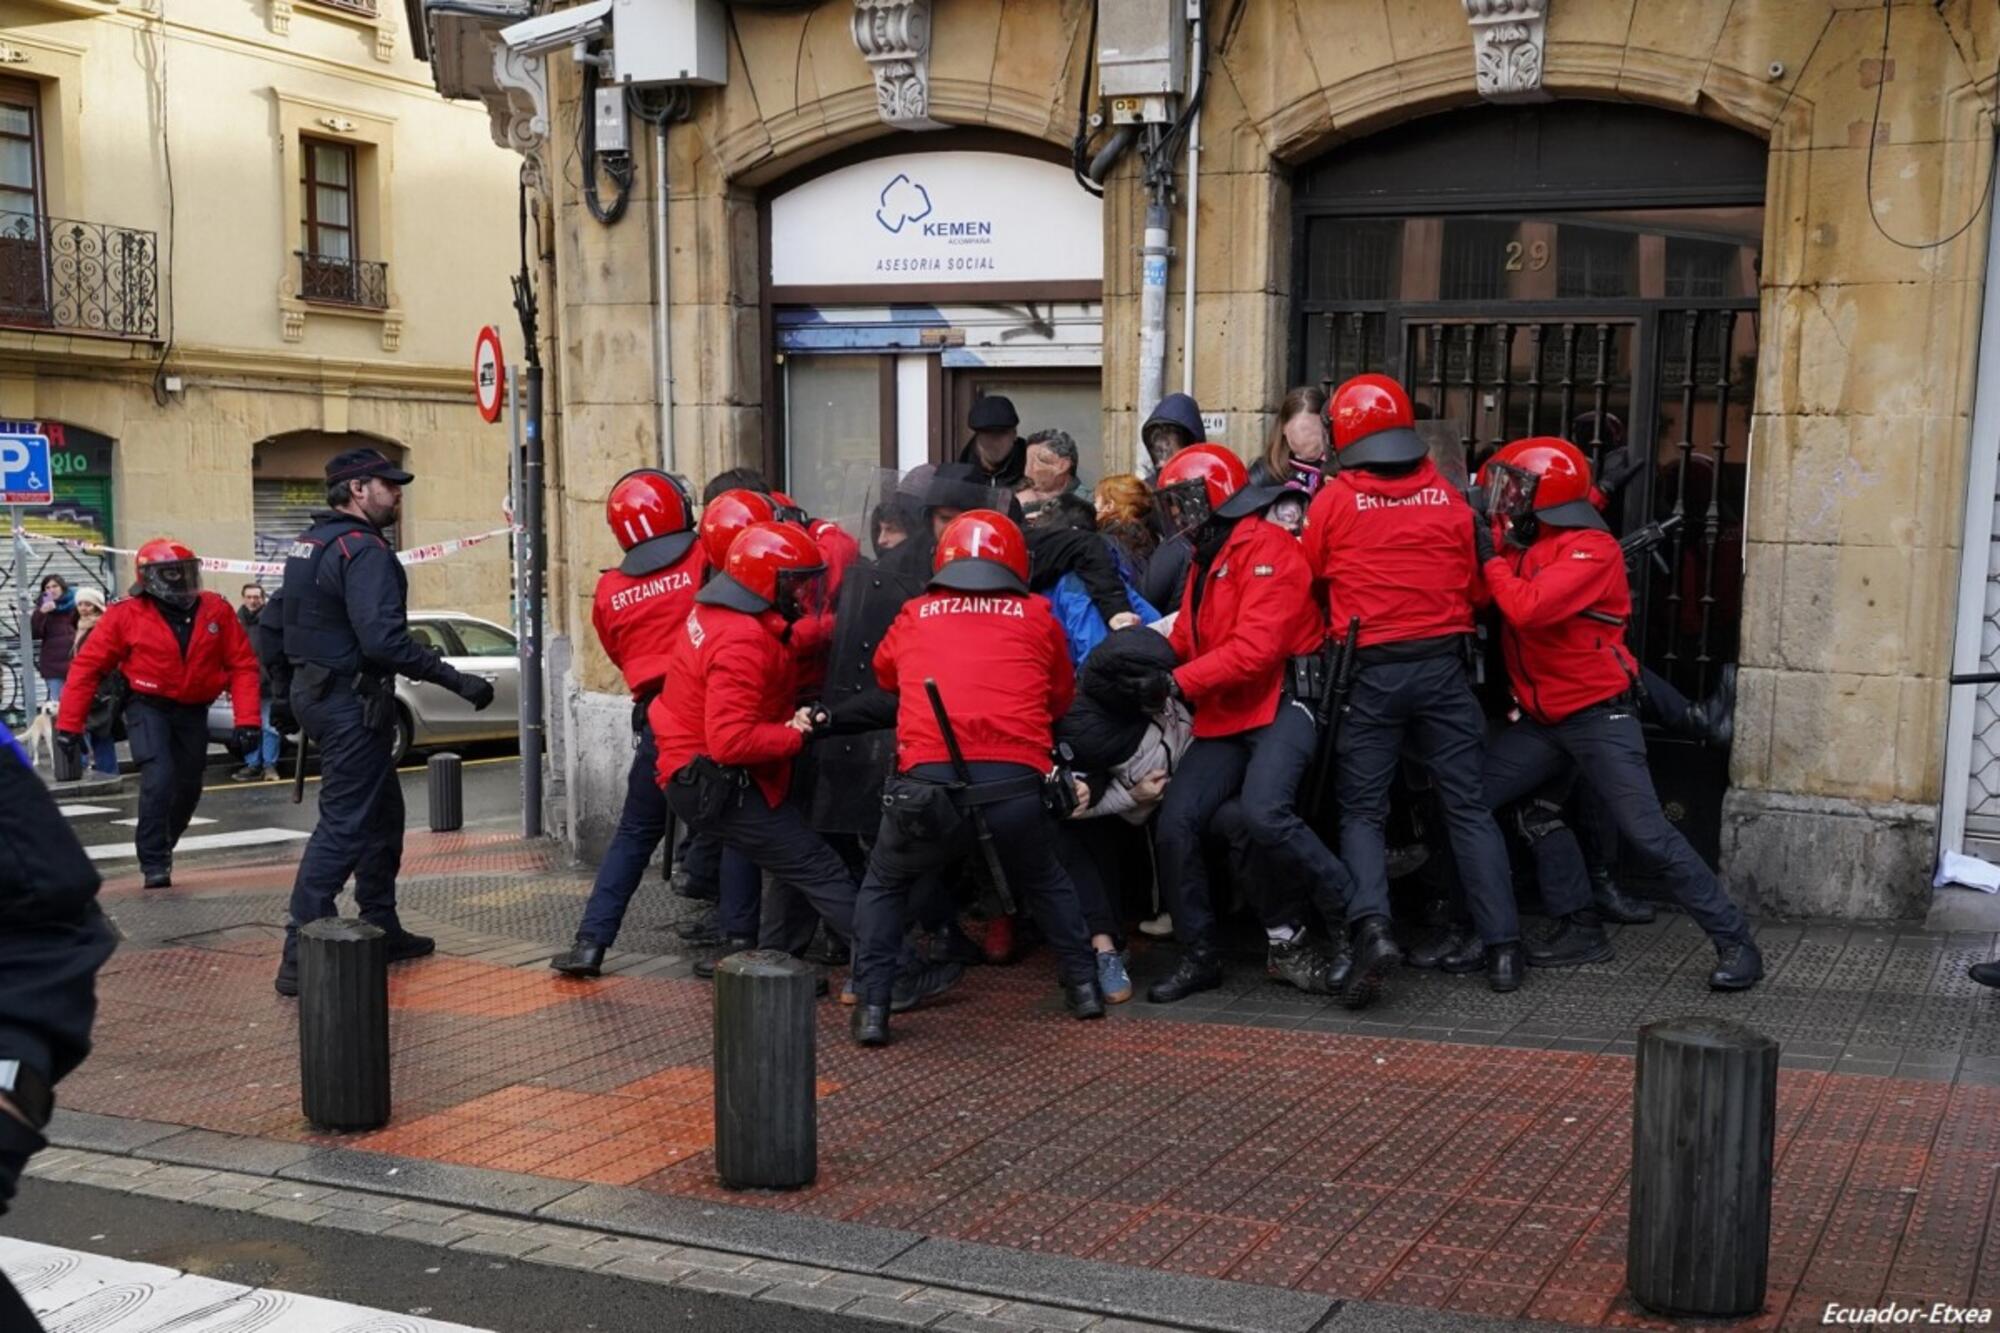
[278,1148,584,1215]
[44,1108,184,1155]
[537,1182,923,1271]
[883,1237,1334,1333]
[143,1128,322,1175]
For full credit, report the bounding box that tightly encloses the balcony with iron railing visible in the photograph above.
[296,251,389,310]
[305,0,376,13]
[0,213,161,341]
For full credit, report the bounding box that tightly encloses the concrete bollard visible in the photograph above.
[712,950,816,1190]
[427,752,463,832]
[298,918,391,1132]
[1628,1015,1778,1317]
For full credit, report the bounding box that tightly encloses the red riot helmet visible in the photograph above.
[767,490,809,526]
[1153,443,1273,539]
[697,489,778,570]
[696,521,827,623]
[1481,436,1605,533]
[136,538,202,610]
[606,469,696,575]
[1327,373,1427,469]
[931,509,1030,595]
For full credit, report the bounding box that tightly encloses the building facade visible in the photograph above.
[424,0,2000,921]
[0,0,520,721]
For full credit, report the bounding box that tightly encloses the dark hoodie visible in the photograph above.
[1140,393,1205,467]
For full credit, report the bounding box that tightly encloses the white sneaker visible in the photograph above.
[1138,912,1174,939]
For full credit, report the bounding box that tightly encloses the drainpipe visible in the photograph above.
[1180,4,1204,399]
[1138,185,1170,473]
[652,118,675,473]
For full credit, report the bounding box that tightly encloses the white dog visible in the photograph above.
[20,697,58,769]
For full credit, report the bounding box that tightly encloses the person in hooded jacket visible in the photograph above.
[1301,374,1523,994]
[1143,444,1365,1006]
[1026,493,1151,668]
[1473,437,1762,992]
[1136,393,1208,613]
[958,395,1028,489]
[551,470,707,977]
[845,510,1102,1046]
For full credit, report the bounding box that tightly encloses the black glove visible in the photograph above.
[232,726,263,758]
[456,675,496,712]
[270,697,297,735]
[54,731,83,763]
[1471,510,1497,567]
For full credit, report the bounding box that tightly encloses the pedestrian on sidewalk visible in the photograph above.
[69,589,120,776]
[550,470,706,978]
[30,574,78,705]
[0,718,116,1332]
[230,583,282,782]
[55,540,261,890]
[273,449,495,997]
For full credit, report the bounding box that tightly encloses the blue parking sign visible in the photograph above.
[0,433,52,506]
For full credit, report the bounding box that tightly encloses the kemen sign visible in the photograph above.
[770,152,1103,289]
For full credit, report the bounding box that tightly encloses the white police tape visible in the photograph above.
[23,526,516,578]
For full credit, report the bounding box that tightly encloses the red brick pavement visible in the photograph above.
[64,915,2000,1332]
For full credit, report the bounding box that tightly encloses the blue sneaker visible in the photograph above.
[1095,949,1133,1004]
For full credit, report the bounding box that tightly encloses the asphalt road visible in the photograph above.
[56,747,530,862]
[2,1177,881,1333]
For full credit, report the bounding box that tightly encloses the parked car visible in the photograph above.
[208,613,520,766]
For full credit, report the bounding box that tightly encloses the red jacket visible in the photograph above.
[649,603,802,808]
[808,518,861,600]
[591,545,706,699]
[1302,460,1483,649]
[1169,516,1324,738]
[874,590,1072,773]
[58,592,259,732]
[787,520,861,701]
[1483,526,1640,724]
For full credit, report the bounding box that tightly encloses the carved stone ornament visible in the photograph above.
[852,0,943,131]
[1462,0,1550,103]
[270,0,293,36]
[380,316,403,353]
[374,19,397,63]
[282,308,306,342]
[490,42,551,184]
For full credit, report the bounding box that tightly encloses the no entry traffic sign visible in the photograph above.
[474,325,506,424]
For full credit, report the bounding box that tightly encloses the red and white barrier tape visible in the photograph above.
[23,526,517,578]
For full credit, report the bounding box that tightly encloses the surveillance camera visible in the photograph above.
[500,0,611,57]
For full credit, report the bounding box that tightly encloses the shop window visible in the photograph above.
[784,355,883,527]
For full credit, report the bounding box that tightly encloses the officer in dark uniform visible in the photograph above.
[0,721,116,1327]
[845,509,1104,1047]
[273,448,495,996]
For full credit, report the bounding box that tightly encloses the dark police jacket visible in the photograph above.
[280,511,466,693]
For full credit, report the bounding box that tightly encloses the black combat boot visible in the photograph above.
[1341,916,1401,1010]
[692,936,756,980]
[1681,663,1737,748]
[674,906,722,945]
[1146,944,1222,1004]
[1064,981,1107,1019]
[273,933,299,997]
[1589,867,1656,924]
[1526,914,1613,968]
[143,870,172,890]
[1436,933,1488,976]
[891,960,965,1012]
[1709,938,1764,991]
[1972,959,2000,989]
[382,928,436,962]
[851,1004,890,1047]
[1266,936,1339,994]
[549,937,606,978]
[1487,941,1524,994]
[1406,928,1470,970]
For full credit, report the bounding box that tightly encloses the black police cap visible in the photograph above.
[327,447,415,486]
[967,395,1019,431]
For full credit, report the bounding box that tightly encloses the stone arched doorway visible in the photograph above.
[1290,100,1768,862]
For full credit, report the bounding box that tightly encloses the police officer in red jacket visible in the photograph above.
[551,470,707,977]
[1144,446,1368,1006]
[1473,438,1762,991]
[1303,375,1523,993]
[57,539,260,889]
[846,510,1103,1046]
[653,522,963,1005]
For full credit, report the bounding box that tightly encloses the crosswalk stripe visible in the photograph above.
[57,804,117,818]
[0,1236,491,1331]
[109,816,216,829]
[83,828,310,862]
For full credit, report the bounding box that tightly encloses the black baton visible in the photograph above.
[923,677,1016,917]
[290,729,311,805]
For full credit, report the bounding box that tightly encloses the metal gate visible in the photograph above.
[2,520,116,728]
[1301,303,1757,860]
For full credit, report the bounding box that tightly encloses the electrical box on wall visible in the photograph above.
[1096,0,1185,101]
[610,0,726,87]
[593,84,630,152]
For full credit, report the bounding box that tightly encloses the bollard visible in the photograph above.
[51,738,81,783]
[712,950,816,1189]
[427,752,462,832]
[298,918,391,1132]
[1628,1015,1778,1318]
